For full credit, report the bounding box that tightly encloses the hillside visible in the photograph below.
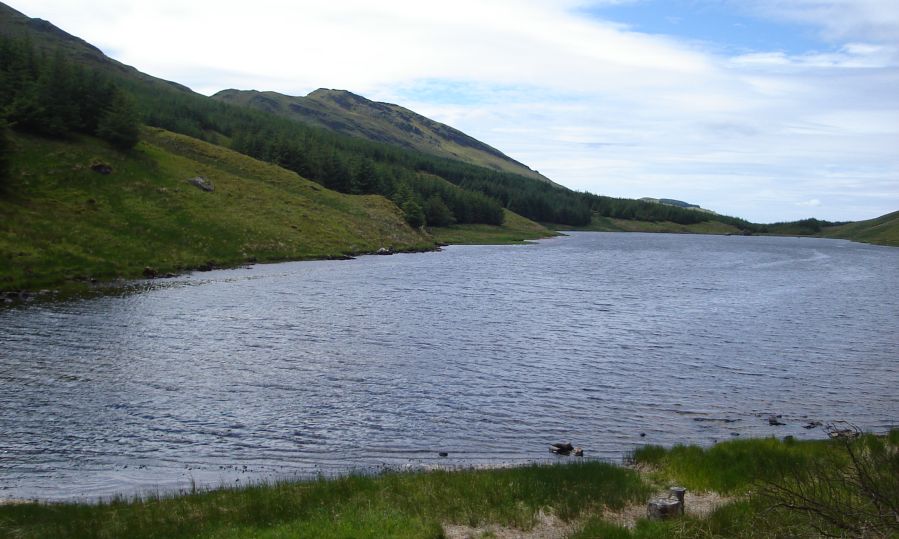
[213,88,555,185]
[822,210,899,246]
[0,128,433,292]
[0,3,191,94]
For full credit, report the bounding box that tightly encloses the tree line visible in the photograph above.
[0,36,140,151]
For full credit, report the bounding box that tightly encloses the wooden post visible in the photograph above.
[647,498,681,520]
[669,487,686,515]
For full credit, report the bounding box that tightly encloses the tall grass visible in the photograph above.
[0,462,648,539]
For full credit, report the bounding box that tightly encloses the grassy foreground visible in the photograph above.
[3,432,896,538]
[0,463,648,539]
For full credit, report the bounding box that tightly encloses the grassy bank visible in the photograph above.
[557,215,742,235]
[575,429,899,538]
[3,432,896,538]
[0,463,647,539]
[822,210,899,247]
[429,209,556,245]
[0,128,432,293]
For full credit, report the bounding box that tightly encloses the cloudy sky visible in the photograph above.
[17,0,899,222]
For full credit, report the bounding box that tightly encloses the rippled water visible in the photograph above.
[1,232,898,500]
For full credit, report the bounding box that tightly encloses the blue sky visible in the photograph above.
[17,0,899,222]
[579,1,825,55]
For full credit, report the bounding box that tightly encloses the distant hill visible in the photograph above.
[213,88,556,185]
[822,210,899,247]
[639,197,715,213]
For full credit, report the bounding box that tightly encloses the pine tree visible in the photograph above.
[96,88,140,150]
[401,198,425,228]
[425,195,455,227]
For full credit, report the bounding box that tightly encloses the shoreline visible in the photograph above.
[6,226,893,302]
[2,433,895,538]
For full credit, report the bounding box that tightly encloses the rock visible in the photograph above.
[187,176,214,192]
[376,247,394,255]
[90,162,112,175]
[803,420,823,430]
[768,415,785,426]
[142,267,158,278]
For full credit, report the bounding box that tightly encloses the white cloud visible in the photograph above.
[740,0,899,45]
[13,0,899,222]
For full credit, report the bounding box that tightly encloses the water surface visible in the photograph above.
[1,233,897,500]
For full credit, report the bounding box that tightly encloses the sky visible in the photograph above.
[15,0,899,222]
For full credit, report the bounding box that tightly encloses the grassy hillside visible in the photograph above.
[213,88,555,185]
[0,128,432,292]
[822,210,899,246]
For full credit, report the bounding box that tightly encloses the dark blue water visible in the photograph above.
[1,232,897,501]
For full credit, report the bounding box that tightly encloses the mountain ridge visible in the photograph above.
[213,87,558,186]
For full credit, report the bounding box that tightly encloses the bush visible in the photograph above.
[759,425,899,537]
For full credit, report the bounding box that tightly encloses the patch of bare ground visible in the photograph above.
[443,510,576,539]
[602,490,737,529]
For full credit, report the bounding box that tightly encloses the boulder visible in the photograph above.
[90,162,112,175]
[188,176,214,192]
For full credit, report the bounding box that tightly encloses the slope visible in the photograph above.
[0,2,191,94]
[0,128,432,292]
[821,210,899,247]
[213,88,556,185]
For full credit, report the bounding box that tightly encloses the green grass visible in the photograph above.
[0,128,433,292]
[822,210,899,247]
[3,434,897,538]
[612,432,899,538]
[428,209,555,245]
[630,436,837,494]
[0,462,648,539]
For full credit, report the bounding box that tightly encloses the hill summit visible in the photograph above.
[213,88,555,185]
